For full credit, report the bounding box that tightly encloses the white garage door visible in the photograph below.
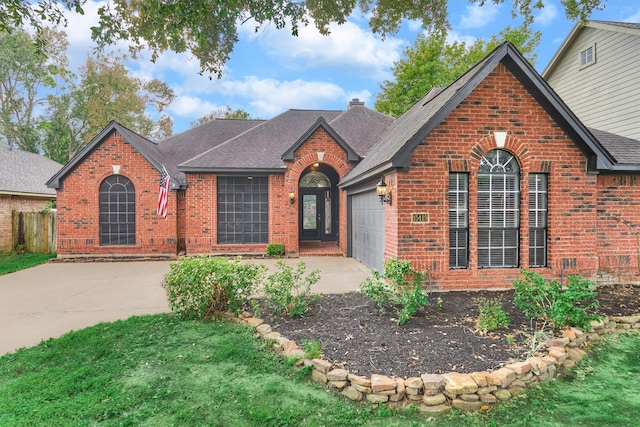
[350,190,385,272]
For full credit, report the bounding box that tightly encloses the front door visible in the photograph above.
[300,188,336,241]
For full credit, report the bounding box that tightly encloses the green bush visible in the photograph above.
[263,260,321,317]
[475,297,510,331]
[302,339,322,359]
[163,257,266,319]
[359,259,429,325]
[513,269,600,330]
[266,243,285,258]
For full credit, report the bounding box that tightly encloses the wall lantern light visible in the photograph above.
[289,189,295,204]
[376,176,392,206]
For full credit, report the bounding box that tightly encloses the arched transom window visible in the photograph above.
[477,149,520,268]
[99,175,136,245]
[299,171,331,188]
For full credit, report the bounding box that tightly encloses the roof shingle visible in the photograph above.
[0,144,62,196]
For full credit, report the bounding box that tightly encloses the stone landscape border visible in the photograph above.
[229,312,640,414]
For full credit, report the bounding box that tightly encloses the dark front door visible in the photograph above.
[300,188,336,241]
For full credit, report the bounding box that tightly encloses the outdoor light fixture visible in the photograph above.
[376,176,392,206]
[289,189,295,204]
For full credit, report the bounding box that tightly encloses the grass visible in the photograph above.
[0,251,56,275]
[0,315,638,426]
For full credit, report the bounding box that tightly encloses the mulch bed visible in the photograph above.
[259,284,640,379]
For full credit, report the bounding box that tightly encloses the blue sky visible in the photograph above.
[61,1,640,135]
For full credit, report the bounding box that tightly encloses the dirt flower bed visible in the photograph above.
[259,284,640,379]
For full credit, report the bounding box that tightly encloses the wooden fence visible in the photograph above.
[12,211,57,254]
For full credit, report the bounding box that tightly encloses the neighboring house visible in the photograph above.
[542,20,640,140]
[0,144,62,250]
[48,42,640,290]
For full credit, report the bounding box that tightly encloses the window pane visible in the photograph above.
[217,176,269,244]
[449,173,469,269]
[528,174,548,267]
[477,150,520,268]
[100,175,135,246]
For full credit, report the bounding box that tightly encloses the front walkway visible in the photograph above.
[0,256,369,356]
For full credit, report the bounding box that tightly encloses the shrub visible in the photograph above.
[513,269,600,330]
[266,243,285,258]
[359,259,429,325]
[301,339,322,359]
[475,297,510,332]
[163,257,266,319]
[263,260,321,317]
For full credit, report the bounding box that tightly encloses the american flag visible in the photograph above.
[157,166,170,218]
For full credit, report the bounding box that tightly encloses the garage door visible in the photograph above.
[350,190,385,272]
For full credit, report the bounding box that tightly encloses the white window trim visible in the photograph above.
[579,43,596,70]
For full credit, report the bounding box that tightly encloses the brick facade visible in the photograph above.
[382,64,637,289]
[596,174,640,281]
[181,127,351,256]
[56,132,178,256]
[53,58,640,289]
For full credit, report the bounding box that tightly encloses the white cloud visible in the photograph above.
[168,96,221,118]
[241,19,403,81]
[62,1,131,72]
[445,30,477,46]
[626,8,640,22]
[406,19,424,32]
[535,2,559,26]
[458,3,501,30]
[215,77,345,117]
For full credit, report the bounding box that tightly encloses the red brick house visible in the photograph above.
[48,43,640,289]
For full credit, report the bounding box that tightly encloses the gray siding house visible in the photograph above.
[542,21,640,140]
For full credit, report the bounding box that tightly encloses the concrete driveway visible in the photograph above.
[0,257,369,356]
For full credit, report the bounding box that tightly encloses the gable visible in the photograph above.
[542,21,640,141]
[341,42,616,188]
[281,117,360,163]
[47,121,171,190]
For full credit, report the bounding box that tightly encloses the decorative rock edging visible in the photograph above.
[231,312,640,413]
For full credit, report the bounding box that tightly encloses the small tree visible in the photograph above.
[360,259,429,325]
[513,269,601,330]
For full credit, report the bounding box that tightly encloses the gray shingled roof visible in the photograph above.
[180,109,343,171]
[158,119,264,183]
[327,104,394,157]
[589,128,640,164]
[591,20,640,31]
[341,51,495,185]
[341,42,623,187]
[0,143,62,196]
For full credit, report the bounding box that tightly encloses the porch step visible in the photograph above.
[298,241,343,256]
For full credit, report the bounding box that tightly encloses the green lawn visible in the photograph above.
[0,252,56,275]
[0,314,638,426]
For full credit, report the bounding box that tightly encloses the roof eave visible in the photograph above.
[0,190,56,198]
[340,162,396,189]
[178,167,286,175]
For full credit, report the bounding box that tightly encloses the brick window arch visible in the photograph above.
[477,149,520,268]
[99,175,136,245]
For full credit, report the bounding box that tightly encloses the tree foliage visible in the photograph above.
[190,106,252,128]
[0,27,176,163]
[0,27,67,152]
[80,52,175,143]
[0,1,606,78]
[374,26,541,117]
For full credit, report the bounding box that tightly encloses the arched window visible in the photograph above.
[99,175,135,245]
[300,171,331,188]
[477,149,520,268]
